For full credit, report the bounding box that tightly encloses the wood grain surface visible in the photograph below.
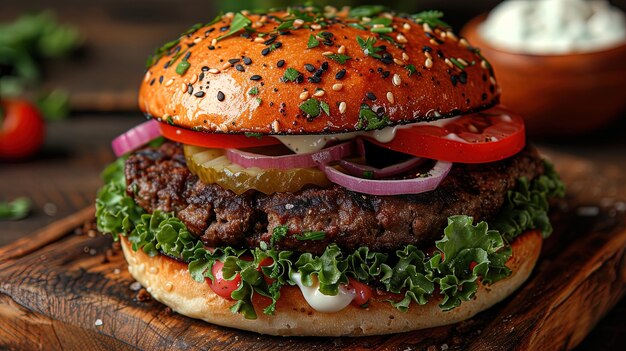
[1,151,625,351]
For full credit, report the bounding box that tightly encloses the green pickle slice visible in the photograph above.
[183,145,331,195]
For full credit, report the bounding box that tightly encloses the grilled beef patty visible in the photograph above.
[125,142,544,254]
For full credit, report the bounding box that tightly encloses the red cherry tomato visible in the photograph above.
[347,278,373,307]
[365,107,525,164]
[207,260,241,300]
[159,122,280,149]
[469,261,478,271]
[0,99,46,159]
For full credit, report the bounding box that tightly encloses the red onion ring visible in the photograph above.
[322,161,452,196]
[111,120,161,157]
[226,142,354,169]
[338,157,424,179]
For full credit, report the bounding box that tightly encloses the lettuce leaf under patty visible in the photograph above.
[95,158,564,319]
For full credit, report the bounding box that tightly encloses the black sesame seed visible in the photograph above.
[277,60,285,68]
[205,28,215,36]
[437,50,445,59]
[261,47,271,56]
[319,31,333,38]
[220,25,230,32]
[164,61,171,69]
[199,72,205,81]
[321,62,329,71]
[159,76,164,83]
[335,69,346,80]
[264,36,277,45]
[382,71,390,78]
[149,78,155,86]
[183,52,191,60]
[322,40,333,46]
[490,85,495,93]
[459,72,467,84]
[308,76,321,83]
[195,91,206,98]
[187,84,194,94]
[482,93,488,101]
[314,69,324,78]
[250,75,262,81]
[366,92,377,101]
[482,73,487,82]
[305,64,316,72]
[422,46,432,52]
[377,67,383,73]
[243,56,252,65]
[201,66,209,71]
[451,75,458,86]
[241,33,251,39]
[236,64,245,72]
[208,46,215,50]
[229,58,241,64]
[217,91,225,101]
[296,75,304,83]
[274,42,283,49]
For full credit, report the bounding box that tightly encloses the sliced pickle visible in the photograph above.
[183,145,331,195]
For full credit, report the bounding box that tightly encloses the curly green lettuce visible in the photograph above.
[95,158,564,319]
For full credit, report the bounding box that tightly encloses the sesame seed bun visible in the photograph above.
[139,9,500,134]
[121,230,541,336]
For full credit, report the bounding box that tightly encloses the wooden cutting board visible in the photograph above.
[1,152,625,351]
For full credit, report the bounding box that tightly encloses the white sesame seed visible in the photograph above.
[259,16,268,23]
[459,38,470,47]
[440,31,447,40]
[425,58,433,68]
[299,91,310,100]
[339,102,347,114]
[386,91,395,104]
[403,23,411,31]
[381,13,393,19]
[396,34,408,43]
[164,78,174,87]
[218,124,229,133]
[430,39,439,46]
[272,120,280,133]
[481,60,489,69]
[189,74,198,84]
[311,24,322,30]
[222,62,232,70]
[445,58,454,68]
[113,268,121,274]
[313,89,325,97]
[490,76,497,85]
[95,319,103,327]
[467,124,479,133]
[193,37,202,44]
[130,281,142,291]
[392,74,402,86]
[423,23,432,33]
[362,17,372,22]
[394,58,406,66]
[254,37,265,43]
[165,282,174,292]
[425,51,432,60]
[211,38,217,46]
[338,45,346,54]
[402,52,410,61]
[322,51,334,57]
[293,19,304,28]
[241,10,250,16]
[332,83,343,91]
[447,31,458,41]
[458,58,469,66]
[208,68,220,74]
[373,24,385,29]
[143,71,151,82]
[180,83,187,92]
[225,12,234,18]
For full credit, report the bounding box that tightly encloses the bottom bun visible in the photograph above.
[121,231,542,336]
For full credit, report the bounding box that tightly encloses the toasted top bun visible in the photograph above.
[121,230,541,337]
[139,7,500,134]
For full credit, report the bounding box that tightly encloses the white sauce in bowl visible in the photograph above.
[480,0,626,54]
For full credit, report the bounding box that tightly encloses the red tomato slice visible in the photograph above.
[159,123,281,148]
[365,107,526,163]
[207,261,241,300]
[347,278,373,307]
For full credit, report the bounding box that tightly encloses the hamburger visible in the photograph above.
[96,5,565,336]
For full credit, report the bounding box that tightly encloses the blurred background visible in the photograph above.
[0,1,625,348]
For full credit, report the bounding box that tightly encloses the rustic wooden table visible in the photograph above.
[1,1,626,349]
